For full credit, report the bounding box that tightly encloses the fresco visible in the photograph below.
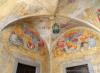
[97,8,100,22]
[55,28,96,52]
[9,24,45,51]
[68,0,76,3]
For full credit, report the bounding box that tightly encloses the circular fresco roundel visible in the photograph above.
[9,24,45,51]
[54,27,97,52]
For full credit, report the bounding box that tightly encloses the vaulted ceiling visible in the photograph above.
[0,0,100,31]
[0,0,100,54]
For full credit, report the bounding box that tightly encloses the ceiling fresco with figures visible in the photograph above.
[1,1,100,73]
[0,0,100,52]
[0,16,100,53]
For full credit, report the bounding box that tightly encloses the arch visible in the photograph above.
[1,15,100,33]
[0,15,51,31]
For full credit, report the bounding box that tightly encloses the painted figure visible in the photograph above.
[38,39,44,47]
[57,38,64,49]
[9,32,23,46]
[87,37,96,48]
